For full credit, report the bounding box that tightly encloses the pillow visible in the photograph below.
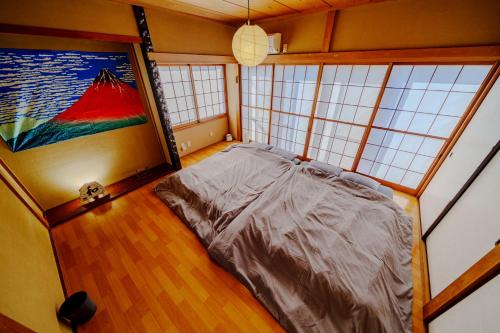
[377,185,394,199]
[340,171,380,190]
[268,147,298,161]
[221,143,239,152]
[243,142,272,150]
[309,160,342,177]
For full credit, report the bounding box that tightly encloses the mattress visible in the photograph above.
[208,163,413,333]
[154,145,294,246]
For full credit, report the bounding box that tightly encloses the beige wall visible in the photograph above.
[0,176,70,333]
[332,0,500,51]
[258,11,328,54]
[0,34,165,209]
[174,117,228,157]
[253,0,500,53]
[0,0,138,36]
[146,7,236,55]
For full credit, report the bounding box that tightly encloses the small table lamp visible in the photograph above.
[79,181,106,203]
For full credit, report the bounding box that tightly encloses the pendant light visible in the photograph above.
[232,0,269,67]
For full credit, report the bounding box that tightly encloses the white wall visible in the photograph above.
[420,77,500,298]
[428,275,500,333]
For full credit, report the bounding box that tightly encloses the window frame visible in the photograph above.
[270,64,321,156]
[158,63,229,131]
[240,65,273,144]
[239,61,497,195]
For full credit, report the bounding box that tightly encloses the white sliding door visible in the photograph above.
[428,276,500,333]
[241,65,272,144]
[271,65,319,155]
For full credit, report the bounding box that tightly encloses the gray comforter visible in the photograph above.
[154,145,294,246]
[208,164,413,333]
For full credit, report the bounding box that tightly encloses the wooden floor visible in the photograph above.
[52,141,424,333]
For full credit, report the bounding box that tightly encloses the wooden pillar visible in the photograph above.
[132,6,182,170]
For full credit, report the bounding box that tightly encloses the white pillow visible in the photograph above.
[340,171,380,190]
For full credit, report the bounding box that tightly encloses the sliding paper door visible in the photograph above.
[357,64,491,189]
[271,65,319,155]
[241,65,272,144]
[239,62,494,193]
[307,65,387,169]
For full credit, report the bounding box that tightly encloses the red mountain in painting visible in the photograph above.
[8,68,147,152]
[53,68,145,122]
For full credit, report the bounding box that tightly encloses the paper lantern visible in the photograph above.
[232,24,269,67]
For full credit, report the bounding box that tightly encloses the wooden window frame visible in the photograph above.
[156,63,229,132]
[240,65,274,144]
[270,64,321,156]
[239,46,500,195]
[307,63,390,172]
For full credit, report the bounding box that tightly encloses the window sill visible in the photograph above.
[173,114,227,132]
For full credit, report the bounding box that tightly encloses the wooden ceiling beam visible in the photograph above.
[148,52,237,64]
[263,45,500,64]
[321,10,336,52]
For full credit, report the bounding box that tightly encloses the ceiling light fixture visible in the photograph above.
[232,0,269,67]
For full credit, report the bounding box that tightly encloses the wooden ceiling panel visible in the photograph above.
[177,0,254,17]
[323,0,389,9]
[111,0,242,21]
[109,0,388,22]
[274,0,332,11]
[223,0,297,18]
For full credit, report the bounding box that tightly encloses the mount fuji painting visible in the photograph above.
[0,48,147,152]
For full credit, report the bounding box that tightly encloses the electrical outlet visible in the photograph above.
[187,140,192,147]
[209,131,214,137]
[181,143,187,151]
[135,166,148,175]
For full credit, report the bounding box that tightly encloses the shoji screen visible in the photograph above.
[159,65,228,128]
[239,63,493,193]
[428,276,500,333]
[158,66,197,126]
[357,65,491,189]
[241,65,272,144]
[420,70,498,231]
[191,65,226,119]
[270,65,319,155]
[308,65,387,169]
[421,77,500,297]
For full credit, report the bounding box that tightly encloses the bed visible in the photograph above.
[156,145,413,333]
[208,163,413,332]
[154,144,295,246]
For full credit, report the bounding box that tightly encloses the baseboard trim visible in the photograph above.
[45,163,173,227]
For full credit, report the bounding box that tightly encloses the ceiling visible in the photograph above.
[111,0,388,23]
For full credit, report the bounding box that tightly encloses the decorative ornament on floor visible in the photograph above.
[232,0,269,66]
[79,181,106,203]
